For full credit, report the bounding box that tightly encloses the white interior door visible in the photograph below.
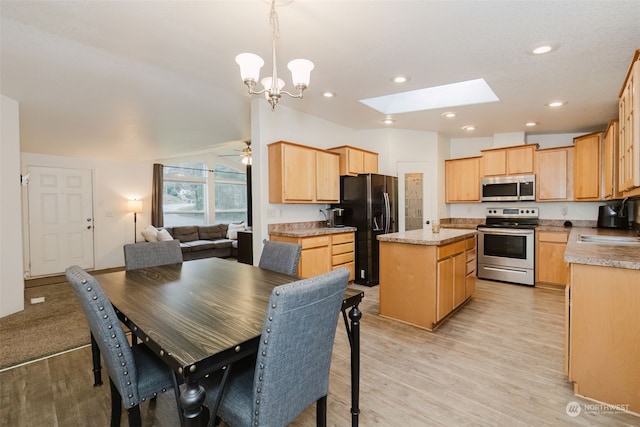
[28,166,94,277]
[397,161,437,232]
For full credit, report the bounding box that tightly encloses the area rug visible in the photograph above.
[0,281,90,370]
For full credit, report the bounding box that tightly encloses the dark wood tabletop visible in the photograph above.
[97,257,362,379]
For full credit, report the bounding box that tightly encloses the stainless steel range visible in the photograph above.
[477,207,538,286]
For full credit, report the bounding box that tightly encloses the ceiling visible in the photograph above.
[2,1,640,163]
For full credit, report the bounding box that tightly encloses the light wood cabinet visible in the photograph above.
[270,231,355,280]
[445,156,481,203]
[536,230,569,286]
[330,232,355,281]
[327,145,378,176]
[268,141,339,203]
[567,263,640,413]
[603,120,620,199]
[573,132,603,200]
[380,235,475,331]
[618,49,640,197]
[481,145,535,176]
[535,146,574,201]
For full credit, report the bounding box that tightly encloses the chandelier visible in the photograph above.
[235,0,314,110]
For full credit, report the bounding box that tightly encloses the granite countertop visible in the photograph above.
[269,226,357,238]
[564,227,640,270]
[377,228,477,246]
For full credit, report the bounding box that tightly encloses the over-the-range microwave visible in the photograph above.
[481,174,536,202]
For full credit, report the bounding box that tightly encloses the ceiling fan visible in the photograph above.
[220,140,252,165]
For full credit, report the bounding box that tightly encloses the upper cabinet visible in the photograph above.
[573,131,603,201]
[328,145,378,176]
[481,145,536,176]
[445,156,481,203]
[603,120,620,199]
[535,146,574,201]
[618,49,640,197]
[268,141,340,204]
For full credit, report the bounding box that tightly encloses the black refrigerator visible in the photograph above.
[334,174,398,286]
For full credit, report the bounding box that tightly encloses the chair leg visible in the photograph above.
[127,406,142,427]
[109,379,122,427]
[316,395,327,427]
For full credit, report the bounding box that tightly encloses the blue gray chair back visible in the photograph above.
[213,267,349,427]
[258,240,302,275]
[66,265,145,407]
[123,240,183,271]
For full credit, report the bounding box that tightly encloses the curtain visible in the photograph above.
[151,163,163,227]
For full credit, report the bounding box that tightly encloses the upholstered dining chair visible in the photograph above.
[123,239,183,271]
[65,265,182,427]
[257,240,302,276]
[201,267,350,427]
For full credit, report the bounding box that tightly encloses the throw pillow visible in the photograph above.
[157,229,174,241]
[141,225,159,242]
[227,223,245,240]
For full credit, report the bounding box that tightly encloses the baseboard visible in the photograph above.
[25,266,125,288]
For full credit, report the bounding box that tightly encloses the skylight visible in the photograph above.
[359,78,499,114]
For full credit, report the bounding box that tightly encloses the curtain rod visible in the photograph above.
[163,164,246,176]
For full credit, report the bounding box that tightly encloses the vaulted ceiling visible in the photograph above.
[2,1,639,162]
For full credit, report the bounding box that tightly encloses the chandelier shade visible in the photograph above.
[235,0,313,110]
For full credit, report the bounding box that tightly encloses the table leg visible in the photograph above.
[180,378,207,427]
[91,333,103,386]
[344,305,361,427]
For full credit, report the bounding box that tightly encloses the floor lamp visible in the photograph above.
[128,199,143,243]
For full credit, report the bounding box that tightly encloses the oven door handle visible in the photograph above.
[478,228,535,236]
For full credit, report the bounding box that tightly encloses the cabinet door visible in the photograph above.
[482,150,507,176]
[453,251,466,308]
[536,147,573,201]
[436,257,454,321]
[363,151,379,174]
[348,149,365,175]
[618,56,640,194]
[445,157,481,202]
[603,120,618,199]
[507,146,535,174]
[536,232,569,285]
[573,132,602,200]
[283,144,315,202]
[315,151,340,202]
[299,246,331,278]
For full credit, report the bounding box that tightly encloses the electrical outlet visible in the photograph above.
[30,297,45,304]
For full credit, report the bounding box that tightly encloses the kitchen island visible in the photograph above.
[564,227,640,414]
[378,228,477,331]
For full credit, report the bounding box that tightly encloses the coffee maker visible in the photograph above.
[323,208,345,228]
[597,201,628,229]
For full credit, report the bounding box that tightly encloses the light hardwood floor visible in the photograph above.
[1,279,638,426]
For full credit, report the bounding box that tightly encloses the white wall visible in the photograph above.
[21,153,152,274]
[1,95,25,317]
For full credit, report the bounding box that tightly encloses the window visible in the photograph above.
[162,161,247,226]
[214,164,247,223]
[163,162,207,226]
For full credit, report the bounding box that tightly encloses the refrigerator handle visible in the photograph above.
[383,192,391,234]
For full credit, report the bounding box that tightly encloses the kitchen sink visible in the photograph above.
[577,234,640,245]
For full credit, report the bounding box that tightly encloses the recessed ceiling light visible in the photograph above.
[323,92,335,98]
[392,75,410,84]
[547,101,567,108]
[529,43,558,55]
[382,118,395,125]
[525,122,538,127]
[442,112,456,118]
[462,125,475,131]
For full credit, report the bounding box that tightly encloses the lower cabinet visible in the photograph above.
[536,230,569,286]
[270,232,355,280]
[380,235,476,331]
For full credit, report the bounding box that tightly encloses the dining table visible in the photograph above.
[93,257,364,427]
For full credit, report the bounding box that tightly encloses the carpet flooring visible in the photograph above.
[0,281,90,370]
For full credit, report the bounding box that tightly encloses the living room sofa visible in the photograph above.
[140,224,245,261]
